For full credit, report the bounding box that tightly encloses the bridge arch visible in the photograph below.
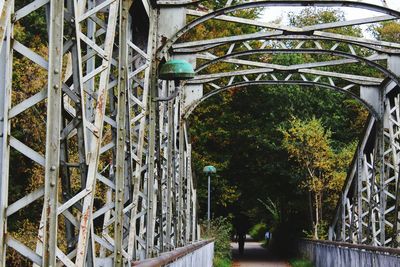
[194,49,400,84]
[182,80,380,119]
[157,0,400,59]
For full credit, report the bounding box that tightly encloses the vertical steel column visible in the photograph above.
[387,56,400,247]
[377,88,386,246]
[42,1,64,265]
[341,193,346,241]
[186,144,192,242]
[114,1,132,265]
[146,6,159,257]
[177,118,185,246]
[357,148,363,244]
[0,3,11,263]
[165,82,175,249]
[74,1,120,264]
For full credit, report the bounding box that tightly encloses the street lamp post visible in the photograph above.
[203,165,216,228]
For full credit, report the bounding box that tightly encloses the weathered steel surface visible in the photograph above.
[0,0,400,266]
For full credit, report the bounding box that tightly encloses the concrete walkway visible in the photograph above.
[231,242,290,267]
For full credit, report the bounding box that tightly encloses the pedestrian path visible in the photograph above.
[231,242,291,267]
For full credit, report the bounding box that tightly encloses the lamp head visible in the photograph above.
[203,165,216,174]
[159,59,195,81]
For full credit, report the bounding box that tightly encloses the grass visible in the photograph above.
[289,258,314,267]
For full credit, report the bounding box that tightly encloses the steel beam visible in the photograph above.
[42,1,64,265]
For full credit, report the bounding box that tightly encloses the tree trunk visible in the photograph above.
[314,192,319,239]
[308,191,314,233]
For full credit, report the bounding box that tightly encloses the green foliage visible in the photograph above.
[290,258,314,267]
[249,223,267,241]
[370,21,400,42]
[202,217,233,266]
[280,117,352,239]
[213,257,232,267]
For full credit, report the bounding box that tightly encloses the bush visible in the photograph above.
[202,217,233,267]
[213,256,232,267]
[249,223,267,241]
[290,258,314,267]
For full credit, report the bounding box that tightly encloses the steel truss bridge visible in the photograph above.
[0,0,400,266]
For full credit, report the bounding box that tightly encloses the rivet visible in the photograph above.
[50,181,56,187]
[118,198,122,202]
[53,85,59,90]
[50,166,56,171]
[119,137,123,140]
[54,69,59,74]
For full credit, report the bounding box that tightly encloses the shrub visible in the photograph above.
[201,217,233,267]
[290,258,314,267]
[249,223,267,241]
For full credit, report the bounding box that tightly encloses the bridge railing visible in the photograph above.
[131,240,214,267]
[299,239,400,267]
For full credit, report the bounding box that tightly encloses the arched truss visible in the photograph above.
[182,80,380,119]
[162,0,400,250]
[1,0,400,266]
[157,0,400,59]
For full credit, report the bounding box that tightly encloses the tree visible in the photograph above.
[280,117,353,239]
[370,21,400,43]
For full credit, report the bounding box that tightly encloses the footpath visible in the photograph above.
[231,241,291,267]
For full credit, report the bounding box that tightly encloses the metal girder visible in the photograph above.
[42,0,64,265]
[190,68,383,86]
[172,30,400,54]
[185,9,396,34]
[157,0,400,58]
[194,49,400,86]
[182,80,379,119]
[2,0,400,265]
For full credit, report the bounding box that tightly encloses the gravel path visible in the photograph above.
[231,242,291,267]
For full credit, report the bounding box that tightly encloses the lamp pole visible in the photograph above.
[203,165,216,229]
[208,174,211,223]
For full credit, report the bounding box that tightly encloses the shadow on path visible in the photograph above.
[231,241,290,267]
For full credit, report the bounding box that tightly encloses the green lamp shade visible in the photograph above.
[159,59,195,80]
[203,165,216,174]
